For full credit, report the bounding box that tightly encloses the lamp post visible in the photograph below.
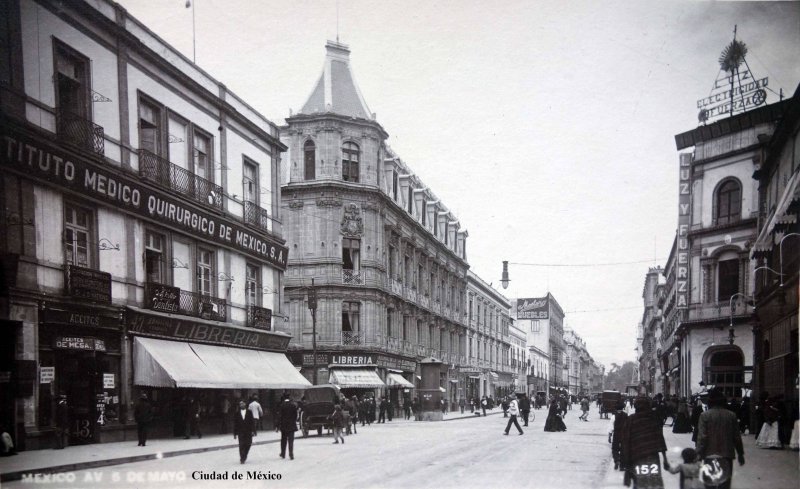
[307,278,318,385]
[728,292,754,345]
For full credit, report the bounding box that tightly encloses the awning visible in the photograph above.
[752,169,800,258]
[448,379,458,384]
[468,375,480,379]
[386,372,414,389]
[329,368,386,388]
[133,336,311,389]
[439,386,446,393]
[489,372,499,380]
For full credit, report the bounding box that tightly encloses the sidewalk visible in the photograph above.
[0,408,501,482]
[598,424,799,489]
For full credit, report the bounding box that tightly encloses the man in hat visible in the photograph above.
[233,399,255,464]
[54,395,69,449]
[695,388,744,489]
[278,395,298,460]
[134,392,154,446]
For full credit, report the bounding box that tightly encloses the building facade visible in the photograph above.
[638,267,665,396]
[514,293,566,395]
[278,41,476,409]
[0,0,306,450]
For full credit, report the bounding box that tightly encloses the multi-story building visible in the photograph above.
[0,0,306,449]
[750,83,799,428]
[509,321,527,393]
[669,98,791,400]
[278,41,472,410]
[638,267,665,396]
[466,271,513,400]
[659,237,681,396]
[514,293,565,394]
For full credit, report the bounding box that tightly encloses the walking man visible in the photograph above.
[54,395,69,449]
[459,398,466,414]
[519,394,531,427]
[481,396,488,417]
[378,397,387,423]
[503,396,524,436]
[134,393,153,446]
[233,400,255,464]
[278,395,298,460]
[695,388,745,489]
[248,395,263,434]
[579,397,590,421]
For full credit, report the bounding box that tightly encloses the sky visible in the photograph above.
[117,0,800,368]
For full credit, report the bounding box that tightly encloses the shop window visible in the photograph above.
[197,247,215,297]
[715,179,741,225]
[64,203,92,267]
[304,140,315,180]
[243,159,258,204]
[718,259,739,302]
[342,141,359,182]
[342,238,361,271]
[145,231,165,283]
[342,301,360,333]
[139,98,162,155]
[246,263,260,307]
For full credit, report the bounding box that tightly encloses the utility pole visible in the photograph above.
[307,278,318,385]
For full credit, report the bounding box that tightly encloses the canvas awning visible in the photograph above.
[385,372,414,389]
[133,336,311,389]
[329,367,386,388]
[752,169,800,258]
[489,372,499,380]
[439,386,446,393]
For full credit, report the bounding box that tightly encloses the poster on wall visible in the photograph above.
[103,373,115,389]
[40,366,55,384]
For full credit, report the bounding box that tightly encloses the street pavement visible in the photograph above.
[1,406,797,489]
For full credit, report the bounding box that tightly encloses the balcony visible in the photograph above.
[244,201,270,233]
[138,149,223,210]
[144,282,226,321]
[342,269,364,285]
[247,305,272,330]
[687,301,752,322]
[341,331,363,345]
[57,110,104,155]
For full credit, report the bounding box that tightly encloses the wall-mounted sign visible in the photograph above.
[40,308,119,329]
[517,297,549,319]
[126,308,290,351]
[676,153,691,309]
[145,284,180,313]
[103,373,115,389]
[40,366,55,384]
[66,265,112,303]
[331,354,375,365]
[249,306,272,330]
[1,128,289,270]
[54,336,107,351]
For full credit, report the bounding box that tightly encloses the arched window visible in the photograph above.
[704,347,744,400]
[716,179,741,225]
[342,141,359,182]
[303,140,315,180]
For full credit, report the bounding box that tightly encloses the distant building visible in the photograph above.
[638,267,665,396]
[513,293,566,394]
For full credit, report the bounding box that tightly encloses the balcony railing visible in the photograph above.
[247,305,272,330]
[688,301,752,322]
[342,331,363,345]
[342,269,364,285]
[138,149,223,210]
[57,110,104,155]
[244,201,270,232]
[143,282,227,321]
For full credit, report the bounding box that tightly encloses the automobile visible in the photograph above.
[299,384,348,437]
[600,390,622,419]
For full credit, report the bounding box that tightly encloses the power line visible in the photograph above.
[509,259,667,268]
[564,305,643,314]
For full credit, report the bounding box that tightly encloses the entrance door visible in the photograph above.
[58,352,99,445]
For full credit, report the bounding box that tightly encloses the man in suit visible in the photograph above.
[233,400,255,464]
[54,395,69,449]
[278,395,298,460]
[695,388,745,489]
[133,393,154,446]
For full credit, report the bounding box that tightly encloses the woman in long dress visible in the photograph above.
[756,402,783,449]
[672,397,693,434]
[544,398,566,432]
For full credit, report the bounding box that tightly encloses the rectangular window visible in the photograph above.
[197,247,214,296]
[404,255,412,287]
[718,259,739,301]
[407,186,413,214]
[386,309,393,337]
[246,263,260,307]
[342,302,360,332]
[139,99,162,155]
[403,316,409,341]
[145,231,165,283]
[422,199,427,226]
[342,238,361,271]
[243,159,258,204]
[193,131,211,181]
[388,245,396,278]
[54,41,90,118]
[392,170,398,200]
[418,264,424,291]
[64,203,91,267]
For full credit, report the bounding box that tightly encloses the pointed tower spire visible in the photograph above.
[299,41,374,120]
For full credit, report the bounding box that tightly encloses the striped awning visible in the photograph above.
[386,372,414,388]
[751,169,800,258]
[329,368,386,388]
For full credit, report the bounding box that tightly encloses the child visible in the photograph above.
[330,404,345,444]
[666,447,703,489]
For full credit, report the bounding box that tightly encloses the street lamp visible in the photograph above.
[728,292,754,345]
[500,261,510,289]
[307,278,318,385]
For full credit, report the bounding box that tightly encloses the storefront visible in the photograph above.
[127,307,309,437]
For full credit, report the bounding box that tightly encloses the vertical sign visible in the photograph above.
[677,153,691,309]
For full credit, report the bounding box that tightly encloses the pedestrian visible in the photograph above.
[233,400,255,464]
[519,394,531,427]
[544,397,567,432]
[345,396,358,434]
[54,394,69,449]
[330,404,346,444]
[459,398,465,414]
[134,393,154,447]
[185,397,201,439]
[219,395,231,434]
[386,397,393,422]
[413,397,421,421]
[501,397,509,417]
[690,395,706,443]
[503,396,524,436]
[359,396,369,426]
[609,401,628,471]
[0,424,15,456]
[737,397,750,434]
[278,394,298,460]
[403,398,411,420]
[755,396,782,449]
[248,395,263,433]
[579,397,590,421]
[694,388,745,489]
[621,397,669,489]
[665,447,704,489]
[378,397,387,423]
[481,396,488,417]
[673,397,693,434]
